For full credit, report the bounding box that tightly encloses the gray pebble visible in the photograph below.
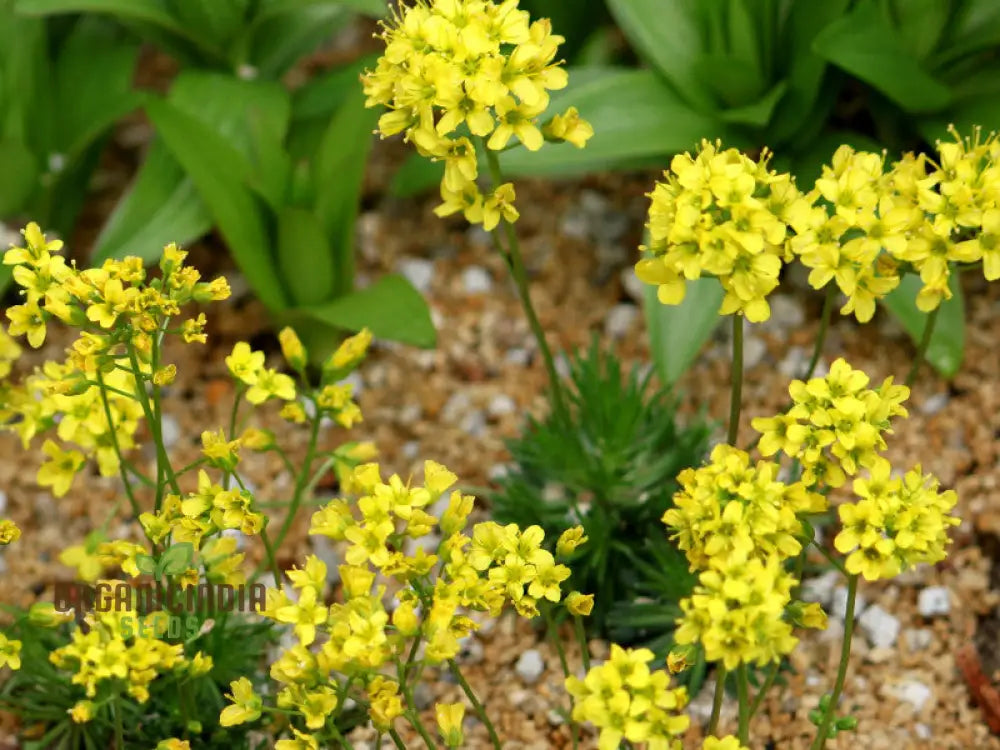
[397,257,435,294]
[858,604,900,648]
[462,266,493,294]
[515,648,545,684]
[604,303,638,340]
[917,586,951,617]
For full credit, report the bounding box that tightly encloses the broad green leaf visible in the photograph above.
[291,52,377,123]
[92,140,212,264]
[812,2,951,113]
[0,139,38,217]
[257,0,386,20]
[250,6,353,77]
[146,98,288,311]
[928,0,1000,69]
[643,275,723,387]
[605,0,716,111]
[882,271,965,378]
[167,0,249,51]
[14,0,186,34]
[313,84,378,296]
[693,53,766,108]
[158,542,194,575]
[717,80,787,127]
[135,555,157,576]
[293,273,435,347]
[498,68,736,177]
[54,18,143,158]
[886,0,951,61]
[767,0,850,145]
[277,206,334,306]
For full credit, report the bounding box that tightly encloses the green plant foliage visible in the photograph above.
[0,607,279,749]
[643,276,724,389]
[0,6,142,292]
[16,0,386,76]
[882,270,965,378]
[490,341,712,640]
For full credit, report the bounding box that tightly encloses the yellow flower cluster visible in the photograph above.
[565,645,690,750]
[834,458,959,581]
[664,444,825,569]
[0,633,21,671]
[635,140,801,322]
[674,552,799,670]
[752,358,909,488]
[362,0,592,230]
[224,459,585,740]
[50,609,210,707]
[1,226,229,498]
[0,519,20,545]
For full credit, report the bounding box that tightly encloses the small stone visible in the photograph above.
[412,683,434,711]
[0,490,7,515]
[341,371,364,395]
[893,680,932,711]
[505,348,531,366]
[800,571,839,607]
[555,354,571,378]
[309,536,340,585]
[858,604,900,648]
[546,709,565,726]
[458,636,484,665]
[398,257,435,294]
[488,463,510,481]
[488,394,517,417]
[919,392,949,416]
[442,392,471,424]
[742,335,767,369]
[515,649,545,684]
[831,586,867,621]
[160,414,181,449]
[777,346,809,378]
[461,410,487,437]
[462,265,493,294]
[401,441,421,460]
[620,267,645,302]
[903,628,933,651]
[604,304,638,340]
[915,723,932,739]
[764,294,805,331]
[918,586,951,617]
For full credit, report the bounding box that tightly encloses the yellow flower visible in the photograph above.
[28,602,75,628]
[275,729,319,750]
[225,342,265,385]
[246,368,296,404]
[0,520,20,545]
[60,537,105,582]
[300,686,338,729]
[6,299,47,347]
[220,677,262,727]
[0,634,21,670]
[327,328,372,373]
[556,526,588,556]
[274,586,328,646]
[702,737,749,750]
[544,106,594,148]
[565,591,594,616]
[69,700,94,723]
[436,702,465,747]
[279,326,307,370]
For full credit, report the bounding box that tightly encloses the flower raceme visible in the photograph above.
[362,0,593,230]
[637,128,1000,323]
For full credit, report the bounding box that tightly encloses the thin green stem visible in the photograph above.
[905,305,940,387]
[810,574,858,750]
[544,608,579,749]
[573,615,590,672]
[125,341,180,505]
[482,146,568,419]
[449,659,502,750]
[94,368,143,523]
[809,538,847,576]
[708,666,727,735]
[328,724,355,750]
[728,316,744,446]
[113,694,125,749]
[748,661,780,718]
[737,663,750,744]
[803,285,835,380]
[404,709,437,750]
[388,728,408,750]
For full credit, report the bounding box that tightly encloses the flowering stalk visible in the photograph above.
[448,659,502,750]
[810,575,858,750]
[803,284,835,380]
[905,304,940,387]
[708,667,727,735]
[736,664,750,744]
[728,316,744,445]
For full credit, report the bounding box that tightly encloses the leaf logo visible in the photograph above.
[136,543,194,582]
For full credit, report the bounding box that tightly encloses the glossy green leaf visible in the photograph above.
[606,0,715,111]
[294,274,435,347]
[928,0,1000,68]
[257,0,386,19]
[277,206,334,306]
[812,1,951,113]
[717,80,787,127]
[146,98,288,311]
[0,139,38,216]
[313,83,378,297]
[291,52,377,122]
[643,275,723,387]
[167,0,249,51]
[886,0,951,61]
[882,271,965,378]
[14,0,186,33]
[250,6,353,77]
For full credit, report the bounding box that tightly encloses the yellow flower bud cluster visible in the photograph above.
[565,644,690,750]
[663,444,825,570]
[362,0,592,230]
[638,127,1000,323]
[50,609,208,707]
[674,552,798,670]
[834,458,959,581]
[752,358,909,488]
[635,140,802,322]
[230,459,587,741]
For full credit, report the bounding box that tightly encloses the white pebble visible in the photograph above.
[488,463,510,481]
[160,414,181,449]
[831,586,867,621]
[915,723,932,739]
[461,410,487,437]
[401,440,421,460]
[742,335,767,369]
[220,528,247,551]
[515,649,545,684]
[604,303,638,340]
[800,571,839,608]
[462,266,492,294]
[919,392,949,416]
[341,370,364,395]
[858,604,900,648]
[505,347,531,366]
[893,680,932,711]
[441,392,471,423]
[903,628,933,651]
[620,267,645,302]
[488,394,517,417]
[397,257,435,294]
[458,636,484,665]
[764,294,805,330]
[0,490,7,515]
[777,346,809,378]
[918,586,951,617]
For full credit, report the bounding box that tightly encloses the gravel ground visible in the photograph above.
[2,135,1000,748]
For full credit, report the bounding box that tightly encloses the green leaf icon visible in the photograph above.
[135,555,157,576]
[158,543,194,578]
